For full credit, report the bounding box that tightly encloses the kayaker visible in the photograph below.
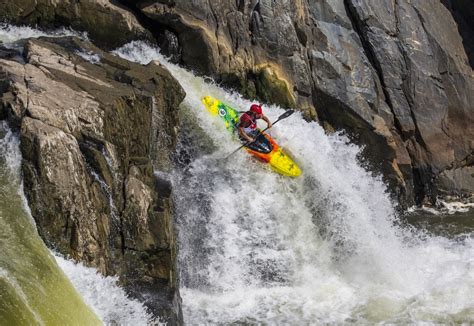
[238,104,272,143]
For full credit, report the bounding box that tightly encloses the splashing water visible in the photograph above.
[55,256,154,325]
[0,22,471,324]
[114,41,474,324]
[0,24,86,50]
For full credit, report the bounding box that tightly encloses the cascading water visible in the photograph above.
[1,22,472,324]
[0,120,153,325]
[115,42,474,324]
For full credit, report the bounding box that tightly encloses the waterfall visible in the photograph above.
[114,42,474,324]
[0,112,153,326]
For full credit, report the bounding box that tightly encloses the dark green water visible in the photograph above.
[403,209,474,238]
[0,122,101,325]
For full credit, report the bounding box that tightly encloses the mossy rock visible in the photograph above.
[219,66,296,110]
[235,65,296,109]
[255,66,296,109]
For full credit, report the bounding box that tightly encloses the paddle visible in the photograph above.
[224,109,295,159]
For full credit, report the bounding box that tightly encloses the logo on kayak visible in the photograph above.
[218,108,227,117]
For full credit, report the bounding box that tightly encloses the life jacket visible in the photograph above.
[239,112,257,134]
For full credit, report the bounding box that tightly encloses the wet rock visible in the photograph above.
[0,36,185,322]
[0,44,18,60]
[436,166,474,195]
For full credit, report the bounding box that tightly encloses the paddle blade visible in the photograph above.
[277,109,294,121]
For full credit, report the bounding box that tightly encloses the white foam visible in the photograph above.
[0,121,35,225]
[113,41,474,324]
[75,49,101,64]
[54,256,156,325]
[112,41,163,65]
[0,121,21,179]
[0,24,85,49]
[438,200,474,214]
[408,200,474,215]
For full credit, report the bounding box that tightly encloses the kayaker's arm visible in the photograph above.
[261,115,272,129]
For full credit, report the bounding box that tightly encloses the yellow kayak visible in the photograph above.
[201,96,301,177]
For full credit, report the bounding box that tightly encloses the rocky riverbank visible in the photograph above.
[0,35,185,323]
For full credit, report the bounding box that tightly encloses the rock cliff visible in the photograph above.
[121,0,473,206]
[0,37,185,323]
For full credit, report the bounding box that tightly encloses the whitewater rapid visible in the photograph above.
[115,42,474,324]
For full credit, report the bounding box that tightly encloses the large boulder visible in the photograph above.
[125,0,473,205]
[0,36,185,322]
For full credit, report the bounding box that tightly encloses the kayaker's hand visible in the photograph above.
[267,122,273,129]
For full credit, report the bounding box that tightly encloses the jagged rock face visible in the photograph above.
[0,0,152,49]
[346,0,474,200]
[125,0,473,205]
[441,0,474,68]
[0,37,185,322]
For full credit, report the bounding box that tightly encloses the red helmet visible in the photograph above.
[250,104,262,115]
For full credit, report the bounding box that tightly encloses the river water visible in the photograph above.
[114,42,474,324]
[0,122,101,325]
[0,25,472,324]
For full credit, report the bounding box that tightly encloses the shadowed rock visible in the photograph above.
[346,0,474,202]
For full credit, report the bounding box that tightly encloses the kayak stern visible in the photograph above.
[245,134,301,177]
[269,149,302,177]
